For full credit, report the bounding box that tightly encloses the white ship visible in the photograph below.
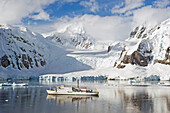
[0,82,28,86]
[47,85,99,96]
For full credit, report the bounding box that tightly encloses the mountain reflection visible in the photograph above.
[46,95,98,104]
[0,82,170,113]
[112,87,170,113]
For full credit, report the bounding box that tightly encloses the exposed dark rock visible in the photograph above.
[154,47,170,65]
[20,62,24,69]
[27,55,33,68]
[122,54,131,64]
[107,46,112,53]
[16,56,21,70]
[131,51,153,66]
[121,40,153,67]
[38,53,44,57]
[155,59,170,65]
[130,26,139,38]
[136,26,146,39]
[113,61,117,67]
[119,47,126,59]
[117,64,125,69]
[34,58,39,67]
[130,26,147,39]
[165,47,170,61]
[48,32,93,49]
[20,47,26,52]
[40,59,46,66]
[21,54,29,69]
[0,55,10,68]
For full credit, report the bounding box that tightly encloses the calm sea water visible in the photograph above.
[0,80,170,113]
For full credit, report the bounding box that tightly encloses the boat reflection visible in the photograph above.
[46,95,98,104]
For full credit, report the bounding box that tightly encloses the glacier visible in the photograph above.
[0,25,91,79]
[0,18,170,80]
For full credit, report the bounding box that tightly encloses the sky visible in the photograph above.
[0,0,170,41]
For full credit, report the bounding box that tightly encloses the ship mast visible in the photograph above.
[77,79,79,88]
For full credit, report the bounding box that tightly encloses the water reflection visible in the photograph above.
[47,95,98,104]
[107,87,170,113]
[0,81,170,113]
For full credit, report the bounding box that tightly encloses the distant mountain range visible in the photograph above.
[0,25,91,79]
[113,18,170,68]
[46,24,94,49]
[0,18,169,79]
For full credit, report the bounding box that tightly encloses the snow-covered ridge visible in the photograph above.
[112,18,170,69]
[0,25,92,78]
[54,18,170,80]
[0,25,47,70]
[46,23,94,49]
[0,18,170,80]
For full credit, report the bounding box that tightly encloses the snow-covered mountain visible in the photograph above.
[0,25,91,78]
[0,25,47,70]
[113,18,170,68]
[62,18,170,80]
[0,18,169,80]
[46,24,94,49]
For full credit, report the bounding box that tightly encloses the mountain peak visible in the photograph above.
[56,23,86,35]
[47,23,94,49]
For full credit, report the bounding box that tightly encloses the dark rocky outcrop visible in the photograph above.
[130,26,147,39]
[121,40,153,67]
[107,46,112,53]
[40,59,46,66]
[165,47,170,61]
[154,47,170,65]
[47,32,94,49]
[0,28,47,70]
[117,64,126,69]
[0,55,10,68]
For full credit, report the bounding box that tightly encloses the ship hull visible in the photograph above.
[47,90,99,96]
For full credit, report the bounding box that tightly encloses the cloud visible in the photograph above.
[80,0,99,13]
[23,0,170,42]
[110,0,170,29]
[34,6,170,41]
[132,6,170,27]
[30,10,50,20]
[39,15,132,41]
[0,0,56,24]
[111,0,145,15]
[153,0,170,8]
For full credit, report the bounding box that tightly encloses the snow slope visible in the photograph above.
[0,25,91,79]
[0,18,170,80]
[46,23,94,49]
[54,18,170,80]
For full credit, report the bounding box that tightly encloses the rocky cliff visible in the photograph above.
[113,18,170,69]
[46,24,94,49]
[0,25,47,70]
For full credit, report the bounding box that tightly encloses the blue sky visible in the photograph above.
[0,0,170,40]
[20,0,170,25]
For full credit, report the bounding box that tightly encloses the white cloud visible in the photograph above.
[154,0,170,8]
[0,0,56,24]
[41,15,132,41]
[112,2,124,9]
[132,6,170,27]
[34,6,170,41]
[27,0,170,42]
[80,0,99,13]
[31,10,50,20]
[111,0,145,15]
